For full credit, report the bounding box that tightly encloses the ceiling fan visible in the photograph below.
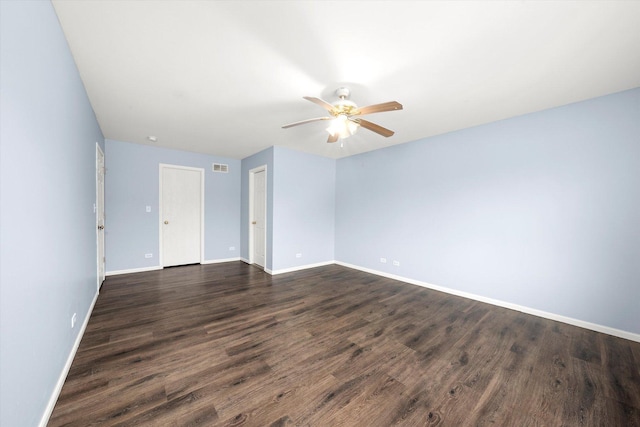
[282,87,403,143]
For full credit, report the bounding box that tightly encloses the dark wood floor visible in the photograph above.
[49,262,640,426]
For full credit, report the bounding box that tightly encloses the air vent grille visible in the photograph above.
[212,163,229,173]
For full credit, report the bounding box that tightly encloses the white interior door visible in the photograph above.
[251,168,266,268]
[96,144,105,289]
[160,165,203,267]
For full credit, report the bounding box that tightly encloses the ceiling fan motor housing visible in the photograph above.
[333,87,357,115]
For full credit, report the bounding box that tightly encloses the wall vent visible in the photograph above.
[212,163,229,173]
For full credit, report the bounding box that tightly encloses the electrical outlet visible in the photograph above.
[229,246,235,251]
[393,260,400,266]
[296,253,302,258]
[380,257,387,263]
[71,313,77,328]
[145,253,153,258]
[146,206,151,213]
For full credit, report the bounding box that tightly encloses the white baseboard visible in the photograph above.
[106,265,162,276]
[335,261,640,343]
[240,257,251,264]
[39,290,99,427]
[267,260,335,276]
[201,257,241,264]
[107,259,244,274]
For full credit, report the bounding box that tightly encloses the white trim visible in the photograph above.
[95,143,105,291]
[39,290,99,427]
[240,257,251,264]
[201,257,241,265]
[335,261,640,343]
[106,266,163,276]
[267,260,335,275]
[159,164,205,267]
[248,165,267,269]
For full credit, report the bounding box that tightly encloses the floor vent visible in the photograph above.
[212,163,229,173]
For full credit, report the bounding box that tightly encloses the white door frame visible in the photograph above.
[248,165,267,267]
[159,163,205,267]
[96,143,105,291]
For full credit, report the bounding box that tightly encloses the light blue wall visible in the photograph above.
[0,1,105,425]
[336,88,640,335]
[240,147,274,269]
[105,139,241,271]
[239,147,336,272]
[272,147,335,271]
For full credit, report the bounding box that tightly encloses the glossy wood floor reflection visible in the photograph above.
[49,263,640,426]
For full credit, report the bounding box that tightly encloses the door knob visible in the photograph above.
[252,221,257,225]
[164,220,169,224]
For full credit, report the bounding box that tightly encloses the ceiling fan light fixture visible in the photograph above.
[346,119,359,136]
[326,114,359,139]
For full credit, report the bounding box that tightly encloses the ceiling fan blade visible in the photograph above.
[355,118,395,137]
[282,117,332,129]
[353,101,403,116]
[303,96,336,113]
[327,133,339,143]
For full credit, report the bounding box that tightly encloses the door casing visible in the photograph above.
[96,143,105,289]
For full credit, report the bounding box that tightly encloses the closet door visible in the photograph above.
[160,164,203,267]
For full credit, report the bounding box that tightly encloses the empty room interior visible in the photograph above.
[1,1,640,426]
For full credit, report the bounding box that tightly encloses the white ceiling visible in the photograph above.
[51,1,640,160]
